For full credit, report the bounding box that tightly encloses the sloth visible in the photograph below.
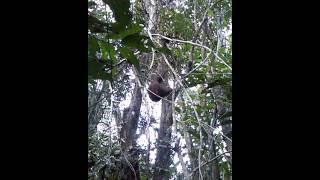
[148,75,172,102]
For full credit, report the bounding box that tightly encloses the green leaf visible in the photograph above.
[219,161,231,175]
[181,118,193,125]
[110,22,122,34]
[122,33,150,52]
[88,59,112,81]
[157,46,171,55]
[98,41,116,63]
[111,66,117,77]
[109,24,143,39]
[119,47,140,70]
[103,0,132,30]
[88,36,98,59]
[207,103,214,110]
[207,9,213,18]
[99,43,108,61]
[183,44,192,51]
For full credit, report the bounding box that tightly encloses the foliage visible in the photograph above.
[88,0,153,82]
[88,0,232,179]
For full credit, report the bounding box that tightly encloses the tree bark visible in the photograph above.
[118,81,142,180]
[153,98,173,179]
[153,60,175,179]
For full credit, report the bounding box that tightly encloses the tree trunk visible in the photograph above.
[153,60,175,179]
[118,81,142,180]
[153,99,173,179]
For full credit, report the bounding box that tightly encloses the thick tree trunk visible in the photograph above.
[153,60,181,179]
[215,88,232,167]
[209,141,222,180]
[212,86,232,178]
[141,0,177,178]
[153,98,173,179]
[118,81,142,180]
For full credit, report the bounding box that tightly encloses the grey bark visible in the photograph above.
[118,81,143,180]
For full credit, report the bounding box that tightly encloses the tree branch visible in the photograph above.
[151,34,232,71]
[188,151,232,178]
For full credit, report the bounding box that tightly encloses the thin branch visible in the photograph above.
[221,132,232,143]
[190,0,212,74]
[188,151,232,178]
[149,48,156,69]
[152,33,211,50]
[184,51,212,78]
[151,34,232,71]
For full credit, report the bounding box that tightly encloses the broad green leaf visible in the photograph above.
[88,59,112,81]
[119,47,140,70]
[99,43,108,61]
[219,161,231,175]
[109,24,143,39]
[102,0,132,30]
[98,41,116,63]
[111,66,117,77]
[122,33,150,52]
[88,36,98,59]
[110,22,122,34]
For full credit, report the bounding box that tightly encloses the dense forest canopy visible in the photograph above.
[88,0,232,179]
